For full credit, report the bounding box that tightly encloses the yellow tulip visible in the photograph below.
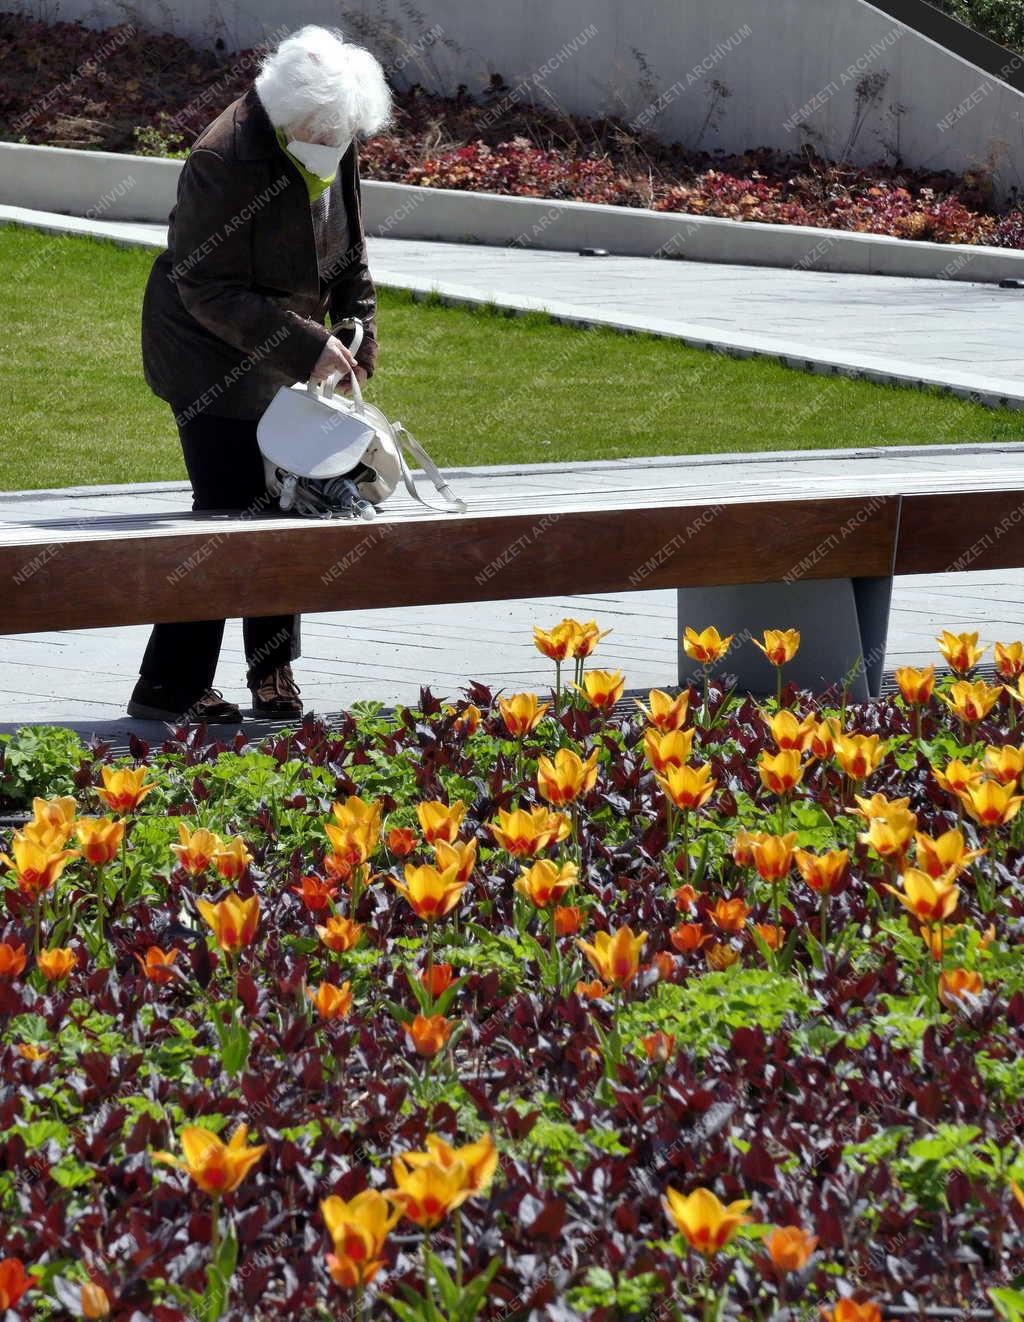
[0,834,76,898]
[315,915,363,953]
[808,717,841,761]
[321,1189,399,1288]
[663,1186,751,1255]
[655,762,717,811]
[514,858,578,908]
[572,669,626,712]
[400,1133,498,1199]
[331,796,383,850]
[577,925,647,988]
[567,619,612,659]
[643,727,696,775]
[914,828,985,879]
[983,744,1024,787]
[858,809,917,860]
[894,665,935,706]
[757,749,804,795]
[682,626,733,664]
[931,758,984,796]
[170,823,222,875]
[794,848,848,894]
[938,968,984,1009]
[753,629,800,667]
[392,863,466,921]
[833,733,886,780]
[936,630,984,675]
[415,799,467,845]
[851,792,913,824]
[323,821,372,881]
[97,766,155,814]
[937,680,1001,725]
[537,748,599,806]
[635,688,690,732]
[153,1123,265,1195]
[212,836,253,882]
[498,693,549,737]
[883,868,959,923]
[387,1155,468,1229]
[196,892,260,953]
[751,832,797,882]
[31,795,76,832]
[433,838,477,884]
[958,780,1024,828]
[533,620,580,662]
[762,709,816,752]
[705,942,741,970]
[489,805,570,856]
[995,641,1024,680]
[38,946,77,982]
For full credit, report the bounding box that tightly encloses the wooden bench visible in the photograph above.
[3,443,1024,702]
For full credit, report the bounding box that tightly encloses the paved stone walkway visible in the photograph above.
[4,204,1024,406]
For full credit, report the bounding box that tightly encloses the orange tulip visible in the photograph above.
[498,693,549,737]
[664,1186,751,1255]
[392,863,466,921]
[573,669,626,712]
[635,688,690,732]
[537,748,599,806]
[134,946,180,985]
[751,833,797,882]
[753,629,800,667]
[0,942,28,978]
[291,875,339,912]
[386,1156,467,1229]
[416,800,467,846]
[995,641,1024,680]
[958,780,1024,828]
[16,1043,50,1061]
[833,733,886,780]
[641,1031,676,1062]
[74,817,125,866]
[670,923,712,953]
[153,1123,265,1195]
[682,626,733,664]
[453,704,481,735]
[97,765,155,814]
[404,1012,454,1056]
[937,630,984,675]
[433,838,478,884]
[731,827,768,867]
[643,728,696,775]
[577,925,647,988]
[0,1258,32,1310]
[489,805,570,857]
[323,822,371,881]
[316,915,363,953]
[212,836,253,882]
[421,962,454,997]
[554,905,582,936]
[674,883,699,912]
[752,923,782,951]
[884,868,959,923]
[794,848,848,894]
[386,826,417,857]
[196,892,259,953]
[38,946,77,982]
[321,1189,399,1289]
[514,858,578,909]
[656,762,717,812]
[575,978,607,999]
[894,665,935,706]
[766,1225,818,1272]
[938,968,983,1009]
[710,897,750,931]
[170,823,222,875]
[757,749,804,795]
[824,1301,882,1322]
[308,981,353,1020]
[81,1281,111,1319]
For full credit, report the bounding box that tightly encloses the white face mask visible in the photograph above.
[285,136,352,177]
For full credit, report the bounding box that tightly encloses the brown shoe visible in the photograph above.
[249,664,303,716]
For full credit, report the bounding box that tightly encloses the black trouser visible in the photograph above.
[139,412,300,694]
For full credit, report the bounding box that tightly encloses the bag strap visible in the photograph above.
[390,421,467,515]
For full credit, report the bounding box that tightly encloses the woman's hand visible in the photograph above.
[310,334,358,385]
[337,364,368,396]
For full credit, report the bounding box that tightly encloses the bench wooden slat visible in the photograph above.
[896,490,1024,575]
[3,495,899,634]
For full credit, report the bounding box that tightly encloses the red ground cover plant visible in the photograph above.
[1,620,1024,1320]
[2,14,1023,248]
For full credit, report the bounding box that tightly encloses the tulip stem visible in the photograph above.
[425,920,435,999]
[680,809,690,883]
[354,1284,365,1322]
[554,660,562,718]
[210,1194,221,1260]
[33,892,42,961]
[548,906,561,988]
[820,896,828,951]
[776,665,782,709]
[422,1233,434,1305]
[453,1207,464,1291]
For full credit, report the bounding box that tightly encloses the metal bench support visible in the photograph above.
[676,575,894,700]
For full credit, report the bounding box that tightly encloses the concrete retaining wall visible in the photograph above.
[3,140,1024,282]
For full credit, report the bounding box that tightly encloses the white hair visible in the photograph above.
[254,25,393,145]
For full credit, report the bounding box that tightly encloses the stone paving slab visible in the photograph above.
[3,204,1024,406]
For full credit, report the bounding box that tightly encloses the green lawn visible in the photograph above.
[0,224,1020,491]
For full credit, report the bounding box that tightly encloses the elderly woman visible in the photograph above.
[132,26,391,723]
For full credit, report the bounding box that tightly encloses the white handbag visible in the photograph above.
[257,317,466,520]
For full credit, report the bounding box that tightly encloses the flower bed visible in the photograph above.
[2,14,1024,248]
[1,621,1024,1320]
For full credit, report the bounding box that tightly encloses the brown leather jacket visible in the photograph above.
[141,85,379,425]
